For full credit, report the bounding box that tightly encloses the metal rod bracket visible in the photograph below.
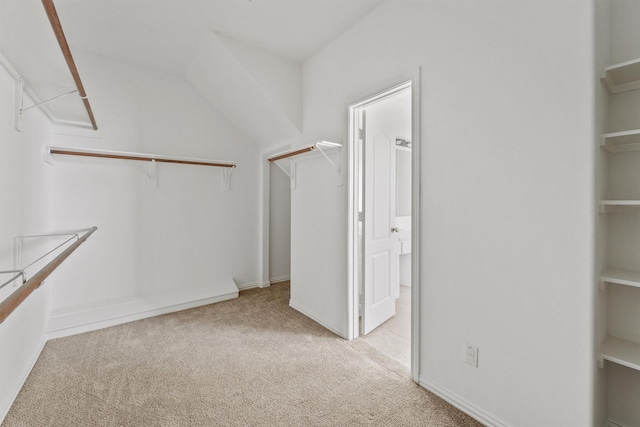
[21,89,78,112]
[315,143,341,174]
[272,159,296,189]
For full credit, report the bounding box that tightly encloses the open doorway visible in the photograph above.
[348,80,415,371]
[269,161,291,285]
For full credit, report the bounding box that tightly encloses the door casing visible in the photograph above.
[347,71,421,382]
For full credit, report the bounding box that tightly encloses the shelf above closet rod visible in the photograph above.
[48,146,237,168]
[267,141,342,189]
[42,0,98,130]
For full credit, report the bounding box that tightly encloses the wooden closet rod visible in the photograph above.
[267,147,315,162]
[42,0,98,130]
[267,141,342,163]
[49,147,237,168]
[0,227,96,325]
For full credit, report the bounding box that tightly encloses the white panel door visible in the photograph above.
[363,128,397,335]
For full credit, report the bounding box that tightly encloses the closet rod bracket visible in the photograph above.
[315,142,341,174]
[146,159,158,189]
[21,87,79,113]
[272,159,296,189]
[222,167,233,192]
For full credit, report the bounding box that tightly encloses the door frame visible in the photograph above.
[347,70,421,382]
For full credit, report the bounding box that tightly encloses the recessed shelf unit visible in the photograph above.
[267,141,342,189]
[47,146,236,191]
[601,58,640,94]
[599,335,640,371]
[601,129,640,153]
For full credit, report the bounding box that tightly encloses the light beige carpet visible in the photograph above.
[3,282,482,426]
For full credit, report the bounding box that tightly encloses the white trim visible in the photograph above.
[269,275,290,284]
[419,377,510,427]
[410,68,421,383]
[237,280,271,290]
[289,299,344,337]
[259,143,293,294]
[0,337,47,425]
[47,281,239,339]
[259,151,271,289]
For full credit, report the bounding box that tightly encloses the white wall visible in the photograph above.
[291,1,594,425]
[269,164,291,282]
[44,52,262,333]
[0,58,54,422]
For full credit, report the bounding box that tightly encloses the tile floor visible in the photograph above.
[361,285,411,368]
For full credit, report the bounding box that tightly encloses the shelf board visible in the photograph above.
[601,129,640,153]
[600,336,640,371]
[602,58,640,94]
[601,268,640,288]
[600,200,640,213]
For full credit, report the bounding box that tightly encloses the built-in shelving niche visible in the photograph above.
[598,55,640,423]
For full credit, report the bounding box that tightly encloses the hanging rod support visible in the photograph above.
[0,270,26,291]
[315,143,340,173]
[222,167,233,191]
[0,227,97,325]
[272,160,294,180]
[21,89,79,112]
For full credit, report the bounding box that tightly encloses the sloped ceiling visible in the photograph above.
[186,32,303,148]
[55,0,386,75]
[0,0,385,148]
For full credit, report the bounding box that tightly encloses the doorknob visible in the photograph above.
[391,227,399,233]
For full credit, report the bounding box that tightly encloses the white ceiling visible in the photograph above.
[54,0,385,75]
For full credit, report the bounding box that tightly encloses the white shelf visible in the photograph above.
[601,268,640,289]
[602,58,640,94]
[601,129,640,153]
[600,200,640,213]
[600,336,640,371]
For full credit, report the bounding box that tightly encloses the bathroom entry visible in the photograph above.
[349,81,412,366]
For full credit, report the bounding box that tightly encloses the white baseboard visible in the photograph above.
[419,377,509,427]
[237,280,271,290]
[47,281,239,339]
[289,299,345,338]
[0,337,47,425]
[269,275,290,284]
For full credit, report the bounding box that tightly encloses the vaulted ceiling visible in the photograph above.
[0,0,385,148]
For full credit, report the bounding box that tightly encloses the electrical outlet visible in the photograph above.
[465,343,479,368]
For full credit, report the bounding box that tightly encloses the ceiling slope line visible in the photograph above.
[185,32,302,150]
